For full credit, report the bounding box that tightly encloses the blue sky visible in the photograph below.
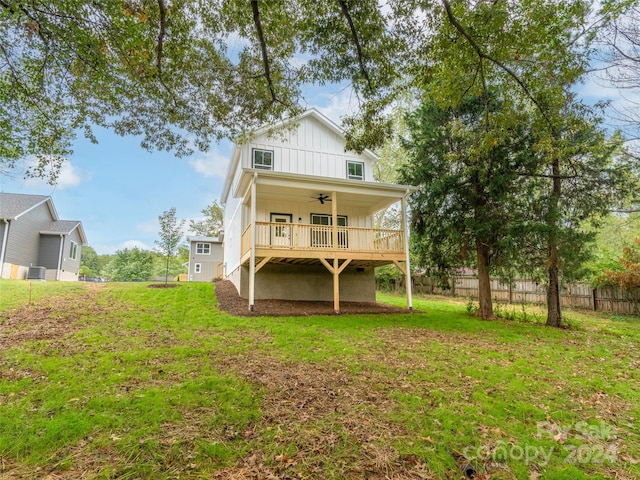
[0,87,355,255]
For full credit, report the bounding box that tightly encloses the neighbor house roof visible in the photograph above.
[41,220,88,244]
[0,193,57,220]
[188,236,222,243]
[0,192,86,243]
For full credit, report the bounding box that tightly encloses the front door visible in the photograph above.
[270,213,292,246]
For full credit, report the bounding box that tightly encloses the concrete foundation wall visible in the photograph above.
[238,264,376,302]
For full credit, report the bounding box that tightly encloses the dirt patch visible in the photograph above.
[214,351,434,479]
[214,279,411,317]
[148,283,181,289]
[0,284,107,350]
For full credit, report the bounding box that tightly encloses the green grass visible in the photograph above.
[1,281,639,479]
[0,279,86,313]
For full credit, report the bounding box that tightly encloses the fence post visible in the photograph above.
[592,289,597,311]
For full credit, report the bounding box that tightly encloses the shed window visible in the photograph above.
[70,241,78,260]
[196,243,211,255]
[195,263,202,273]
[253,149,274,170]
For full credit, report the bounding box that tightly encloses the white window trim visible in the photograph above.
[194,263,202,273]
[69,241,78,260]
[252,148,274,170]
[346,160,364,181]
[196,243,211,255]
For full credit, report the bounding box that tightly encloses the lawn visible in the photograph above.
[0,280,639,479]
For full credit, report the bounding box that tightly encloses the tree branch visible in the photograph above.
[156,0,167,78]
[337,0,373,94]
[251,0,278,104]
[440,0,556,134]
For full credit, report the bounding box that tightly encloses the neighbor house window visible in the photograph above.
[194,263,202,273]
[346,161,364,180]
[69,241,78,260]
[252,149,274,170]
[196,243,211,254]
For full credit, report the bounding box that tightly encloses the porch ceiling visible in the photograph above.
[236,169,414,214]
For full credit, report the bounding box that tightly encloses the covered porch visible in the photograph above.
[236,169,415,313]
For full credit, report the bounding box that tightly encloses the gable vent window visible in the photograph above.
[253,149,274,170]
[346,161,364,180]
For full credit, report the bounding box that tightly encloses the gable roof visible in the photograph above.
[41,220,88,244]
[0,193,56,220]
[0,192,87,243]
[221,109,379,204]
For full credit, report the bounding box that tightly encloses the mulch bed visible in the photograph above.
[214,279,412,316]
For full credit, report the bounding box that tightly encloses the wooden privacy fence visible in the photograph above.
[404,275,640,315]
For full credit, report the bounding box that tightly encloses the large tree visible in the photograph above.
[399,0,636,326]
[0,0,396,182]
[102,247,154,281]
[401,93,537,319]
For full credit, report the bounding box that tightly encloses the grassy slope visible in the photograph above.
[0,280,638,479]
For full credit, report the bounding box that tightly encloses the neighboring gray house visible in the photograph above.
[187,236,223,282]
[0,193,87,281]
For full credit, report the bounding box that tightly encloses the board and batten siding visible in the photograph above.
[189,240,223,282]
[243,115,375,181]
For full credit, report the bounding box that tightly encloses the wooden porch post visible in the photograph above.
[402,194,413,311]
[331,191,339,313]
[248,174,257,311]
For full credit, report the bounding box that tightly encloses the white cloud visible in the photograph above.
[136,219,159,234]
[188,150,230,179]
[22,157,87,189]
[93,240,152,255]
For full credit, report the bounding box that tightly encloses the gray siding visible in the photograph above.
[0,221,6,253]
[60,229,82,276]
[189,241,223,282]
[38,235,62,269]
[4,203,52,268]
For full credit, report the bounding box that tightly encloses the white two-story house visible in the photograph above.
[221,109,414,313]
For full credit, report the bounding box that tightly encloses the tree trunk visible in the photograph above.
[476,239,494,320]
[547,247,562,327]
[546,157,562,327]
[165,256,170,285]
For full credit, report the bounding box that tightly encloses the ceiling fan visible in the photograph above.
[312,193,332,204]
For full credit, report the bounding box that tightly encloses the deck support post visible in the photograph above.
[248,174,257,311]
[331,192,340,313]
[401,194,413,311]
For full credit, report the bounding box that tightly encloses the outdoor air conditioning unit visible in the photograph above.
[28,266,46,280]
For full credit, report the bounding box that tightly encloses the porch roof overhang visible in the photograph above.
[233,168,417,214]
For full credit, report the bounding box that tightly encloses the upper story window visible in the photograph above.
[196,243,211,255]
[69,241,78,260]
[346,161,364,181]
[252,149,274,170]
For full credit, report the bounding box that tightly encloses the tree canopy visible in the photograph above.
[188,201,223,238]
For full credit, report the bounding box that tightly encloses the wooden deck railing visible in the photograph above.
[241,222,405,257]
